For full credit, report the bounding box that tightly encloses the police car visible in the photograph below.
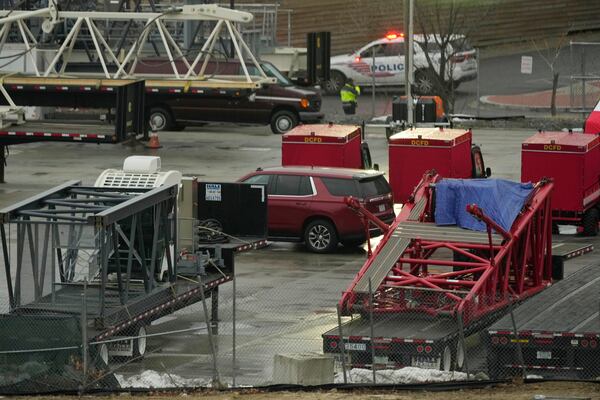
[327,33,477,94]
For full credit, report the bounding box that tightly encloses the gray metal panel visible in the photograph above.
[353,236,410,293]
[397,222,503,245]
[351,197,427,293]
[491,263,600,333]
[0,180,81,223]
[324,315,459,341]
[90,183,178,226]
[352,194,500,294]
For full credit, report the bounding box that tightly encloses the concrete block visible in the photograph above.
[273,352,334,385]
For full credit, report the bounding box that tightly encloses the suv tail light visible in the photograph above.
[451,54,466,63]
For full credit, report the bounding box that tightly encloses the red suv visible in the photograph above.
[238,166,395,253]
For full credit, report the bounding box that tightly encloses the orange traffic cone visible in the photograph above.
[146,129,162,149]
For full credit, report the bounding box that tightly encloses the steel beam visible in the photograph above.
[0,180,81,223]
[90,184,177,227]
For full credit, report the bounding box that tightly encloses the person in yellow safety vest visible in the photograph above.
[340,78,360,115]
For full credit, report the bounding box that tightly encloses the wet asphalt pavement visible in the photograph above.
[1,116,599,386]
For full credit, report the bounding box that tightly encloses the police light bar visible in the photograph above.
[385,32,404,40]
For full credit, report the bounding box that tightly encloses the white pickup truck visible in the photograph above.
[328,33,477,94]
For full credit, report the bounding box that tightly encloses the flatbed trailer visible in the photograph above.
[1,75,259,105]
[0,78,146,182]
[323,172,554,372]
[487,262,600,379]
[0,180,267,391]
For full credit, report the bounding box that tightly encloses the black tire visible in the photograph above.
[582,208,599,236]
[148,106,174,132]
[324,70,346,95]
[414,70,435,95]
[455,339,465,371]
[133,325,147,359]
[440,344,453,372]
[92,342,109,369]
[270,109,298,134]
[304,219,338,253]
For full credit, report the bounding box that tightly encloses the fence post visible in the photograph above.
[232,264,237,388]
[199,276,222,388]
[456,310,470,379]
[80,279,88,393]
[336,304,348,384]
[368,279,376,384]
[476,48,480,117]
[508,295,526,379]
[0,145,6,184]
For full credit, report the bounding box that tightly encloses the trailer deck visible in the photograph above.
[490,262,600,334]
[487,262,600,378]
[0,121,124,144]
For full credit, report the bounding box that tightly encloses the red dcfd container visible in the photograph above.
[522,131,600,219]
[388,127,472,203]
[282,124,362,169]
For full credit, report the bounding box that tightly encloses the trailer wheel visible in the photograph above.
[582,208,599,236]
[148,106,174,132]
[455,339,465,371]
[304,219,338,253]
[93,343,109,368]
[441,345,453,372]
[133,325,147,358]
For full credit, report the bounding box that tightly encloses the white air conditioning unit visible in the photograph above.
[94,156,182,188]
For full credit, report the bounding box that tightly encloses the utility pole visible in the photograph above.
[230,0,235,58]
[403,0,414,125]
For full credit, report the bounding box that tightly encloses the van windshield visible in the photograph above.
[260,62,293,86]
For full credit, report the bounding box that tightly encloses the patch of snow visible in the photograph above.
[115,370,210,388]
[526,374,544,379]
[334,367,468,384]
[559,225,577,235]
[370,115,391,123]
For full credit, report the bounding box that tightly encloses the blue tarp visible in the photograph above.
[434,179,534,232]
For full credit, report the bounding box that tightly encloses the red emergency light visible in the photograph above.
[385,32,404,40]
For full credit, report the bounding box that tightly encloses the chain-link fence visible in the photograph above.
[1,226,599,394]
[569,41,600,113]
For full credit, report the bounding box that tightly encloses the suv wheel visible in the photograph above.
[304,219,338,253]
[148,107,174,131]
[270,110,298,134]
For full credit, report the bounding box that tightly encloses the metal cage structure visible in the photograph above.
[340,171,554,327]
[0,180,178,325]
[0,1,272,84]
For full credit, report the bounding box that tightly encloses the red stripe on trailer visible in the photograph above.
[0,131,106,139]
